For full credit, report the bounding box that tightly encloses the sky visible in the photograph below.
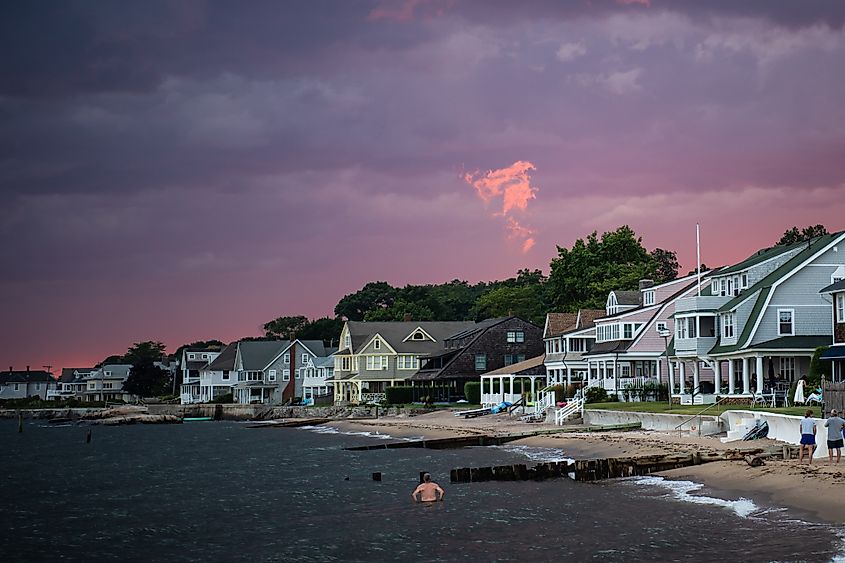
[2,0,845,373]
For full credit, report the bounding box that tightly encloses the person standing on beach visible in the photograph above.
[412,473,445,503]
[824,409,845,464]
[799,409,817,464]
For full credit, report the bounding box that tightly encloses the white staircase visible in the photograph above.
[553,380,600,426]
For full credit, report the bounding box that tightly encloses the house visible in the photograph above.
[82,364,133,402]
[0,367,57,400]
[197,343,238,402]
[231,341,289,404]
[819,278,845,382]
[410,316,544,400]
[480,354,547,407]
[48,367,96,400]
[543,309,604,387]
[302,356,335,403]
[585,275,706,400]
[282,340,337,403]
[180,347,223,404]
[331,321,477,404]
[672,231,845,403]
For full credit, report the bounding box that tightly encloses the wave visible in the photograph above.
[491,444,574,464]
[629,475,758,518]
[298,425,423,441]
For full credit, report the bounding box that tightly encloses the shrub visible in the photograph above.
[585,387,608,404]
[808,346,830,389]
[464,381,481,404]
[385,386,412,405]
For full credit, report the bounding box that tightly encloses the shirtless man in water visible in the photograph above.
[411,473,445,503]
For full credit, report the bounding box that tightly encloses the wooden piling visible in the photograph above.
[18,410,23,433]
[372,472,382,481]
[86,429,92,444]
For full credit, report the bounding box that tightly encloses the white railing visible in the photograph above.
[534,390,555,416]
[361,392,386,403]
[554,379,601,425]
[481,392,523,407]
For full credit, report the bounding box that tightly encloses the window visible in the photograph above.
[506,331,525,343]
[720,279,727,296]
[340,357,351,371]
[269,369,277,382]
[222,370,230,380]
[732,276,740,296]
[105,371,112,376]
[202,354,208,359]
[780,357,795,380]
[623,324,633,339]
[837,294,845,323]
[741,273,748,288]
[344,334,351,348]
[726,278,733,296]
[282,369,290,381]
[297,369,304,380]
[620,365,631,377]
[397,355,419,370]
[656,321,668,334]
[569,338,586,352]
[366,356,388,370]
[373,339,381,350]
[189,353,195,359]
[283,354,290,364]
[677,318,688,339]
[778,309,794,335]
[644,291,655,306]
[475,354,487,371]
[711,280,719,294]
[411,330,426,340]
[302,353,309,364]
[722,314,734,339]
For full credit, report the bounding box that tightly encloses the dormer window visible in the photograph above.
[741,273,748,288]
[412,332,424,340]
[643,291,655,306]
[404,327,434,342]
[373,339,381,350]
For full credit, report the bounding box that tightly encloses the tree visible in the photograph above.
[123,363,171,397]
[470,285,546,325]
[98,355,124,367]
[686,264,711,277]
[777,224,828,246]
[334,281,397,321]
[364,299,436,322]
[650,248,679,283]
[296,317,344,345]
[263,315,309,339]
[546,225,656,311]
[124,341,167,366]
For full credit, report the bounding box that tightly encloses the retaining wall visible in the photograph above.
[584,409,724,436]
[720,410,829,459]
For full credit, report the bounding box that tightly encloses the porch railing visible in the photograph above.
[361,392,386,403]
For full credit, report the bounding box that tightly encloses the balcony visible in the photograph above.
[675,295,730,314]
[674,336,717,357]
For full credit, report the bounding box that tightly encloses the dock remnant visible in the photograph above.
[244,418,329,428]
[450,461,573,483]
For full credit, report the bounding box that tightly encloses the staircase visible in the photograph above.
[553,380,601,426]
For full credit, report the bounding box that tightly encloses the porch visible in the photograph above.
[479,374,545,407]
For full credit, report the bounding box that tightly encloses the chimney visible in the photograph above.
[639,279,654,290]
[403,313,413,322]
[26,365,30,373]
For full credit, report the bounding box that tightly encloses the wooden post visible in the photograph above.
[372,472,382,481]
[86,429,92,443]
[18,410,23,433]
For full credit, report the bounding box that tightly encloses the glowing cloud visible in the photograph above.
[463,160,539,253]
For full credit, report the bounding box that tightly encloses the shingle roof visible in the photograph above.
[346,321,476,355]
[545,313,578,338]
[298,340,328,357]
[613,290,641,306]
[238,341,289,370]
[483,354,547,376]
[60,368,94,383]
[0,370,56,384]
[584,340,633,355]
[312,357,334,368]
[206,343,237,371]
[820,279,845,294]
[745,335,831,350]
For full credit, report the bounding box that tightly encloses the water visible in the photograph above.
[2,420,843,562]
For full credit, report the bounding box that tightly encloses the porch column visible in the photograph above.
[693,361,700,394]
[714,361,721,395]
[755,356,764,394]
[728,360,736,395]
[678,362,686,394]
[742,357,751,394]
[566,369,572,386]
[668,360,675,394]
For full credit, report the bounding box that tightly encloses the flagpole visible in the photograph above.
[696,223,701,296]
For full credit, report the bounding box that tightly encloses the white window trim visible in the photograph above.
[837,294,845,324]
[282,369,291,381]
[283,354,290,364]
[302,353,309,364]
[373,339,381,350]
[268,369,277,382]
[777,308,795,336]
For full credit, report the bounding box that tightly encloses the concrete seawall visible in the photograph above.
[584,409,724,436]
[721,410,829,459]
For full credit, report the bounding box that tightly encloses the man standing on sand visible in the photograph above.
[824,409,845,464]
[799,409,817,464]
[411,473,445,503]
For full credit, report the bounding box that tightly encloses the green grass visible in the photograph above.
[585,401,816,417]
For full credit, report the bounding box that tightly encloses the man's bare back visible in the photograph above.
[412,474,445,502]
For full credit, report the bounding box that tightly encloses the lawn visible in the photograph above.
[585,401,815,417]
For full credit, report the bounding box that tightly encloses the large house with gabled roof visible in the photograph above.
[0,367,57,400]
[331,320,477,404]
[670,230,845,404]
[543,309,604,387]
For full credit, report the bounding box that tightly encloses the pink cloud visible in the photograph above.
[367,0,453,22]
[463,160,539,254]
[617,0,650,6]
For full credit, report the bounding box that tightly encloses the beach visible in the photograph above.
[327,410,845,525]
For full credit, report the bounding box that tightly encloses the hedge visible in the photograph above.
[464,381,481,404]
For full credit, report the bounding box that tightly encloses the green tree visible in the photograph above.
[98,354,124,367]
[263,315,309,339]
[470,285,546,325]
[123,363,171,397]
[334,281,397,321]
[686,264,711,277]
[808,346,832,388]
[650,248,679,282]
[296,317,345,345]
[546,225,656,311]
[777,224,828,246]
[364,299,436,322]
[124,341,167,366]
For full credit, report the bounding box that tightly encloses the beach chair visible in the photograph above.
[806,388,823,406]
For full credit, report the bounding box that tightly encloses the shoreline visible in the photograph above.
[325,411,845,527]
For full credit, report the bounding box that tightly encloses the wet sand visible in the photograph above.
[328,410,845,525]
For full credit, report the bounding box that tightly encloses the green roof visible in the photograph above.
[715,238,814,276]
[745,336,831,350]
[708,286,771,355]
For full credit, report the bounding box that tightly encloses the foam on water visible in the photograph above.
[298,425,423,441]
[629,475,759,518]
[491,444,574,464]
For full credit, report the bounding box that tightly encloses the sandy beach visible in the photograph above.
[328,410,845,525]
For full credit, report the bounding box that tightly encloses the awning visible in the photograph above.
[820,346,845,360]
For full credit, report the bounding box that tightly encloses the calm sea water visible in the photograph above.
[1,420,843,562]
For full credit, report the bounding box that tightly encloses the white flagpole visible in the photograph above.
[696,223,701,296]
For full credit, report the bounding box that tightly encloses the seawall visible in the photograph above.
[585,409,724,436]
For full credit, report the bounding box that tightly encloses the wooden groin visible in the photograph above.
[344,422,642,451]
[450,461,573,483]
[245,418,330,428]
